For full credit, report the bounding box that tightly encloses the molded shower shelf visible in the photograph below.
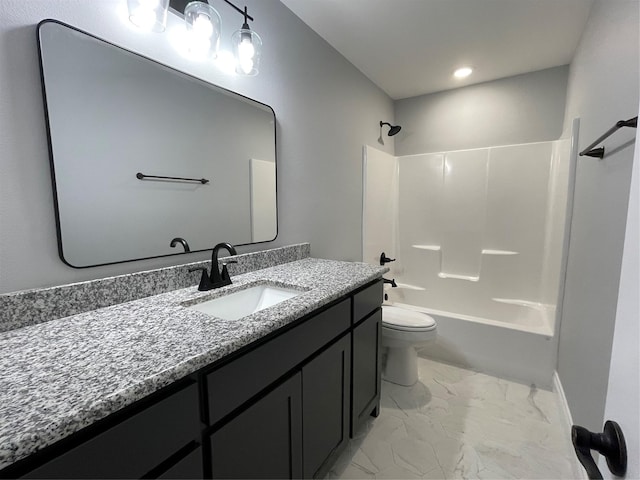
[413,245,517,256]
[482,249,519,255]
[412,245,441,251]
[411,246,517,283]
[438,272,479,282]
[492,298,552,310]
[395,282,426,291]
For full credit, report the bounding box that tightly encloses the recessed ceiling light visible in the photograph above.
[453,67,473,78]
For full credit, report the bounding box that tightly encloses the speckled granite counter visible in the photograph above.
[0,243,311,332]
[0,258,386,470]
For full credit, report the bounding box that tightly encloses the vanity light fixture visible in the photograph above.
[184,1,221,58]
[453,66,473,78]
[126,0,263,75]
[127,0,170,32]
[231,6,262,75]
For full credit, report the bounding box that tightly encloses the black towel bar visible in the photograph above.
[136,172,209,184]
[579,116,637,159]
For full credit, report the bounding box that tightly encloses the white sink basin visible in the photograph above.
[186,284,303,320]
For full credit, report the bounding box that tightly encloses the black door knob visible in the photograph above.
[572,420,626,479]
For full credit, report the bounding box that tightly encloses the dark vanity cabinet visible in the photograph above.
[18,382,202,479]
[158,447,204,479]
[3,280,382,480]
[205,299,353,479]
[301,334,351,478]
[209,373,303,479]
[351,282,384,435]
[208,331,352,480]
[204,281,381,479]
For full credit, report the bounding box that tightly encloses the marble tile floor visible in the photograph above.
[328,356,582,479]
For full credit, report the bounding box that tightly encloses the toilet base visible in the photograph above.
[383,346,418,386]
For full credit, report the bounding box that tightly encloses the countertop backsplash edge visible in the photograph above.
[0,243,311,332]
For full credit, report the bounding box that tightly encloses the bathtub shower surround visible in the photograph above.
[363,137,573,386]
[396,140,570,332]
[0,243,311,332]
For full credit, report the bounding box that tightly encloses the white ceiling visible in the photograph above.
[280,0,593,100]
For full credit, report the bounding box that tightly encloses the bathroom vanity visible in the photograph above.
[0,255,385,479]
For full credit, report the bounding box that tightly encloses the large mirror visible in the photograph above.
[37,20,277,268]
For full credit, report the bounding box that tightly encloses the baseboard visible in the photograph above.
[553,370,573,429]
[553,371,589,480]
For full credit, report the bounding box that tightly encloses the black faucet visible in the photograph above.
[170,237,191,252]
[189,242,238,291]
[210,242,238,288]
[383,277,397,288]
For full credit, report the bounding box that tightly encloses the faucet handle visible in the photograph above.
[220,260,238,283]
[189,267,212,291]
[380,252,396,265]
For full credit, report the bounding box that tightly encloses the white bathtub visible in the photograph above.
[391,301,557,388]
[364,138,573,390]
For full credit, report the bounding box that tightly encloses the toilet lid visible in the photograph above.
[382,305,436,331]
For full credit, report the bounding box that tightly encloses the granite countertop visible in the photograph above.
[0,258,386,470]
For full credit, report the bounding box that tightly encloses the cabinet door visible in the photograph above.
[351,309,382,436]
[20,383,200,479]
[302,335,351,479]
[210,373,302,479]
[206,300,350,425]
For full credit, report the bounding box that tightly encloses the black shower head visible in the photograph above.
[380,121,402,136]
[388,125,402,136]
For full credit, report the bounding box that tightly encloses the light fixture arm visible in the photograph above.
[168,0,253,22]
[162,0,262,75]
[220,0,253,22]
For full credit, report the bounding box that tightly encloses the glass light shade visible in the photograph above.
[127,0,169,32]
[232,28,262,76]
[184,1,221,59]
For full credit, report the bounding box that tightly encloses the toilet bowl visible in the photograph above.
[382,305,437,386]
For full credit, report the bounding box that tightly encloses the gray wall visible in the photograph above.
[394,66,569,156]
[0,0,394,294]
[557,0,639,432]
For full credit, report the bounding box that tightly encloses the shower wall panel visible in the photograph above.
[395,141,561,327]
[440,149,489,281]
[397,153,444,251]
[363,146,398,266]
[540,139,572,307]
[484,142,552,302]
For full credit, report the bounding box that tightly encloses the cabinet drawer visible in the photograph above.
[353,281,382,324]
[23,383,200,479]
[206,299,350,425]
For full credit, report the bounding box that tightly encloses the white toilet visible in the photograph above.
[381,305,437,386]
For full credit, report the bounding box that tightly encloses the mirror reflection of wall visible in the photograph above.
[38,20,277,268]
